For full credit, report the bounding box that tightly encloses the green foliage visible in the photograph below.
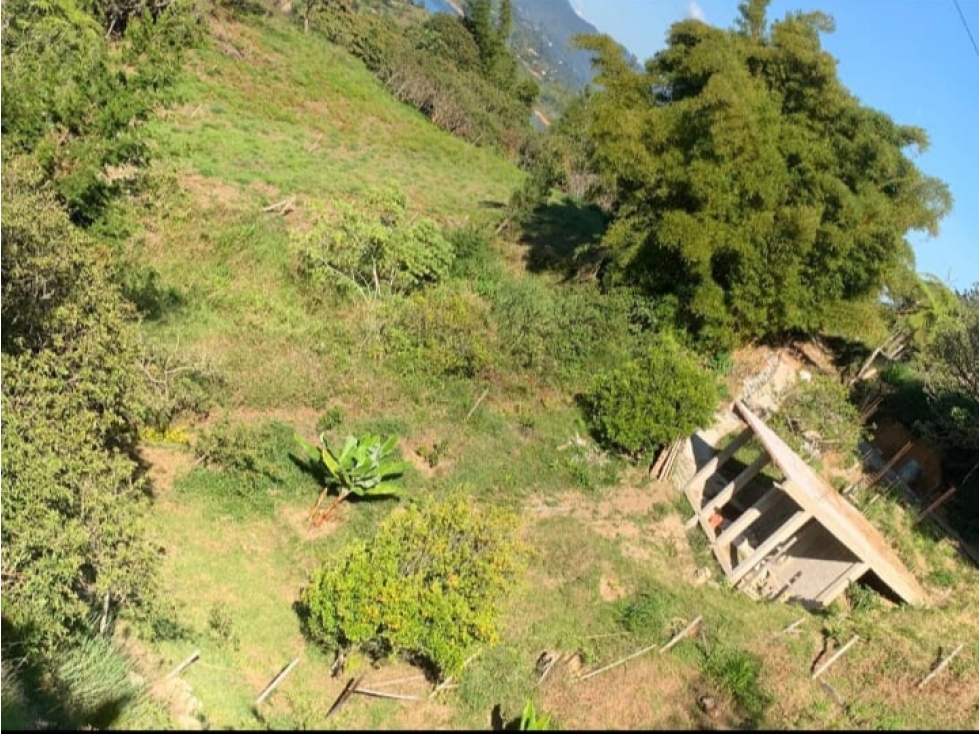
[582,336,719,457]
[299,494,526,679]
[1,158,158,656]
[181,420,319,519]
[294,431,407,499]
[770,375,862,460]
[316,405,347,434]
[2,0,199,224]
[307,0,534,155]
[699,643,772,726]
[292,187,454,300]
[519,699,554,730]
[385,284,495,378]
[574,4,951,346]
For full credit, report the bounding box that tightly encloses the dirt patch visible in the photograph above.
[179,172,246,211]
[278,503,344,542]
[149,676,204,730]
[542,655,700,729]
[137,444,196,496]
[598,575,630,602]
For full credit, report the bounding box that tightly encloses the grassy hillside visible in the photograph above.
[111,7,979,731]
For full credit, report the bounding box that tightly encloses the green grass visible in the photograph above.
[119,8,979,732]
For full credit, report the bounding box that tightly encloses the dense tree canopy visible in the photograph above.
[575,0,951,349]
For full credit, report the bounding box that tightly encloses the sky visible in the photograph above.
[572,0,979,290]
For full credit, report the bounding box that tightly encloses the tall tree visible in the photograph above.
[576,3,951,350]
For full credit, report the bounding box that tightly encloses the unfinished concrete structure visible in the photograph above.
[682,401,925,608]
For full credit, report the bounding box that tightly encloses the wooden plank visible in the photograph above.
[729,511,811,585]
[812,636,859,679]
[917,644,965,690]
[353,687,420,702]
[255,657,300,705]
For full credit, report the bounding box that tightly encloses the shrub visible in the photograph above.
[2,158,158,655]
[699,644,772,726]
[385,284,496,378]
[582,336,719,457]
[293,187,454,300]
[299,494,526,679]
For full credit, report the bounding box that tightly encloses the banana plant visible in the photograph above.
[294,432,407,525]
[519,700,553,731]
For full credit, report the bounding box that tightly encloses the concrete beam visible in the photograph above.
[730,510,812,585]
[712,484,783,549]
[681,427,753,499]
[816,561,870,608]
[696,453,771,520]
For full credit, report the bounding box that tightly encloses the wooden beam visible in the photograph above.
[815,561,869,608]
[696,453,772,525]
[730,510,811,585]
[917,643,965,690]
[682,427,754,498]
[812,635,859,679]
[713,484,783,549]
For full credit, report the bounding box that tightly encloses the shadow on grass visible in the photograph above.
[517,198,608,280]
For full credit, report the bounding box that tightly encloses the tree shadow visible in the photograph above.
[120,266,186,322]
[517,198,609,280]
[818,335,872,379]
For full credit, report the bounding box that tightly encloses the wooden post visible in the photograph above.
[167,650,201,679]
[917,643,965,690]
[255,657,300,705]
[913,487,957,526]
[464,387,490,423]
[812,636,859,679]
[326,675,364,720]
[864,442,913,493]
[659,615,704,653]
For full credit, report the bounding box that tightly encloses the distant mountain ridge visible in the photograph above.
[420,0,602,92]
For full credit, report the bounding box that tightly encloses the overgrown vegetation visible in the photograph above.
[5,0,978,729]
[582,336,719,458]
[300,495,526,679]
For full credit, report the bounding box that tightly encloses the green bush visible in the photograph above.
[582,336,719,457]
[699,644,772,726]
[385,284,496,378]
[299,494,526,679]
[292,187,454,300]
[2,158,159,655]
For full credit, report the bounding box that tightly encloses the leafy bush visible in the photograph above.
[2,0,198,224]
[2,158,158,655]
[300,494,526,679]
[582,336,719,457]
[293,187,454,300]
[519,699,554,730]
[385,284,496,378]
[181,420,318,518]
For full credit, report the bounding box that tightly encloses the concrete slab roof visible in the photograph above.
[734,401,926,605]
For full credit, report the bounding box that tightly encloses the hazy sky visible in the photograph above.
[574,0,979,290]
